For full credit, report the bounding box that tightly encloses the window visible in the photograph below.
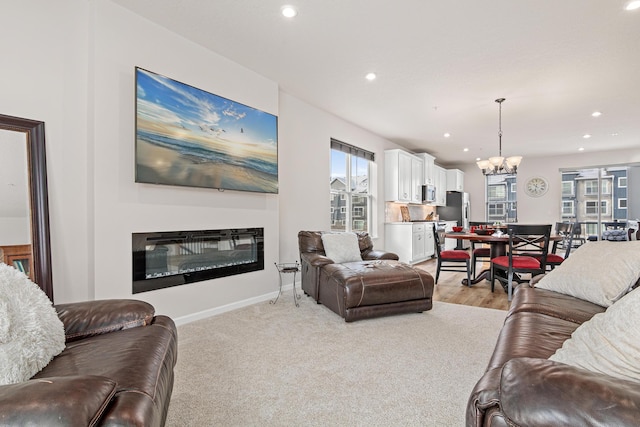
[561,181,574,196]
[619,177,627,188]
[561,200,574,217]
[330,138,374,232]
[585,200,608,216]
[485,174,517,223]
[619,198,627,209]
[487,184,506,200]
[584,180,598,195]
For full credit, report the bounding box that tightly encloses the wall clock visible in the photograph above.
[525,176,549,197]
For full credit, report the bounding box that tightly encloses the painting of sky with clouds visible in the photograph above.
[135,68,278,193]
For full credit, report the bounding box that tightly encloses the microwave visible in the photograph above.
[421,184,436,203]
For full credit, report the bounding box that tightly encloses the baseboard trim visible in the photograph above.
[173,282,297,326]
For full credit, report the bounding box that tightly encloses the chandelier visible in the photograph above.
[476,98,522,175]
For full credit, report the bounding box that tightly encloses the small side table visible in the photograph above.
[272,261,301,307]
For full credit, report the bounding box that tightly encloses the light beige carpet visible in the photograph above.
[166,295,506,426]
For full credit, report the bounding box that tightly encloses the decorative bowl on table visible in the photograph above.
[474,229,491,235]
[452,226,464,232]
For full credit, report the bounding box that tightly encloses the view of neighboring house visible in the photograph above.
[562,167,628,237]
[330,176,369,232]
[486,174,518,223]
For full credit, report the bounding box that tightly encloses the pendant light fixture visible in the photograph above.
[476,98,522,175]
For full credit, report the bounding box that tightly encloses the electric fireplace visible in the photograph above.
[132,227,264,293]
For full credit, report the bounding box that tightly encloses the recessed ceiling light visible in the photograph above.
[444,133,451,138]
[365,72,377,81]
[475,157,481,161]
[625,1,640,11]
[281,5,297,18]
[463,147,469,152]
[583,134,592,139]
[591,111,602,117]
[578,147,585,151]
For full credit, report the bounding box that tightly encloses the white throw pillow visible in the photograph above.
[321,232,363,264]
[549,287,640,382]
[535,241,640,307]
[0,263,65,385]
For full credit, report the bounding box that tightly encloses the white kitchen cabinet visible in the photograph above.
[385,149,422,203]
[424,223,435,258]
[417,153,435,185]
[446,169,465,192]
[385,222,435,264]
[433,165,447,206]
[411,156,424,203]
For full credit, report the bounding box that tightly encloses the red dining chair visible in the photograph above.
[433,224,471,285]
[469,222,491,279]
[491,224,551,301]
[535,222,574,270]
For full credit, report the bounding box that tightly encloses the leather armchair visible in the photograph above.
[0,299,177,426]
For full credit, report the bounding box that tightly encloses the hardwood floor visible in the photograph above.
[414,259,511,311]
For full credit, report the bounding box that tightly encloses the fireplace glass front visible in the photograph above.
[132,228,264,293]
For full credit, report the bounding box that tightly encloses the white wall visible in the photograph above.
[90,1,281,318]
[277,92,403,264]
[1,0,91,302]
[455,147,640,224]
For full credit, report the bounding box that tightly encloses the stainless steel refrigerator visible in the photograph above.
[438,192,470,249]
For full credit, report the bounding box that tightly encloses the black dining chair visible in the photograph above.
[432,224,471,285]
[491,224,552,301]
[469,221,491,279]
[532,222,574,271]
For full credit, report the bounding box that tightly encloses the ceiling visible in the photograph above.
[113,0,640,166]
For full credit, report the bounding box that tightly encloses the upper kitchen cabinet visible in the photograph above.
[385,149,423,203]
[446,169,465,192]
[433,165,447,206]
[416,153,435,185]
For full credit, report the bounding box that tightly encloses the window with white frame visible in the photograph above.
[584,180,598,195]
[562,181,574,196]
[330,139,374,232]
[510,183,516,193]
[619,198,628,209]
[487,184,506,200]
[561,200,574,217]
[619,177,627,188]
[585,200,609,215]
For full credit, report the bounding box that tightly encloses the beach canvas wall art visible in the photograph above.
[135,67,278,193]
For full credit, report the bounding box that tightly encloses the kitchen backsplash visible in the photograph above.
[385,202,436,222]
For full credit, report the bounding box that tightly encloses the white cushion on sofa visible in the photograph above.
[0,263,65,385]
[534,241,640,307]
[321,232,362,264]
[549,287,640,382]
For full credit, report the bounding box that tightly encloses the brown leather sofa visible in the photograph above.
[0,299,177,426]
[298,231,434,321]
[467,279,640,426]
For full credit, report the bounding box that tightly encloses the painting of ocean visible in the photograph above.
[135,67,278,193]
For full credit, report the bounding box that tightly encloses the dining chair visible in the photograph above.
[469,221,491,278]
[432,224,471,285]
[491,224,552,301]
[546,222,574,270]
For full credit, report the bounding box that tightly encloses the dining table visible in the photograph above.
[444,231,564,287]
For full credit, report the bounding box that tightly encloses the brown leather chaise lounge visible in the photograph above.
[298,231,434,322]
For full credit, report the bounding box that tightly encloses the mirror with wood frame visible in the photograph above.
[0,114,53,301]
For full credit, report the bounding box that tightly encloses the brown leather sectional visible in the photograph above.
[467,280,640,426]
[298,231,434,321]
[0,299,177,426]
